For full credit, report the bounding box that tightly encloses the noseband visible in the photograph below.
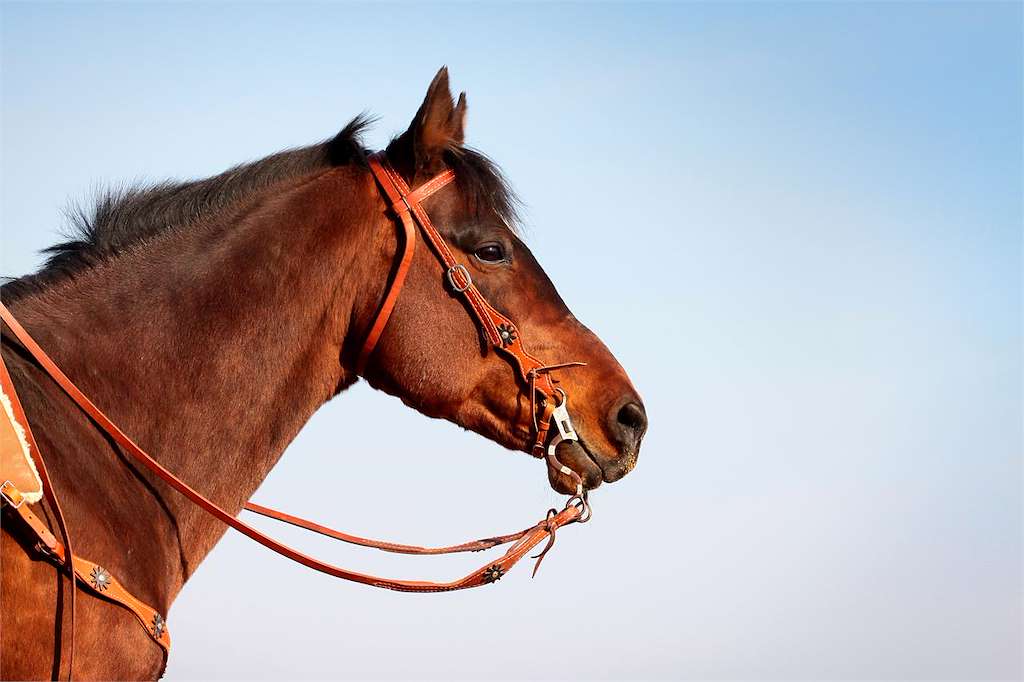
[356,152,589,492]
[0,151,594,677]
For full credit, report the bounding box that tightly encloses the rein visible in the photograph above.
[0,151,593,677]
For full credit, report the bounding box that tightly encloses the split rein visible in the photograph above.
[0,150,595,669]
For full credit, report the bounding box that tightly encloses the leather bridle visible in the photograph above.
[354,152,590,491]
[0,151,593,676]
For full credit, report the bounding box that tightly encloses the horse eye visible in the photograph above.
[473,244,506,263]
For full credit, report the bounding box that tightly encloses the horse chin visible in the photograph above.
[546,439,604,494]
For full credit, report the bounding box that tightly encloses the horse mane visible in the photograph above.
[2,114,520,301]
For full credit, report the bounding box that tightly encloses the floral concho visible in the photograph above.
[89,566,111,592]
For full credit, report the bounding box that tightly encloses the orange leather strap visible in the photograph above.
[65,553,170,653]
[0,302,582,594]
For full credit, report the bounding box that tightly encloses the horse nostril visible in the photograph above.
[615,400,648,444]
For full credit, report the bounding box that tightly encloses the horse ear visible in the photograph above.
[452,91,467,146]
[396,67,467,174]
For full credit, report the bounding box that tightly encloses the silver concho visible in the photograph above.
[151,613,166,638]
[89,566,111,592]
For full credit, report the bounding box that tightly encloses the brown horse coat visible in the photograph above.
[1,69,645,680]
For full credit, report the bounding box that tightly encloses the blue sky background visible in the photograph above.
[2,2,1020,680]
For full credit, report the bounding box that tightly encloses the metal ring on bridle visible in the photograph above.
[446,264,472,292]
[565,493,592,523]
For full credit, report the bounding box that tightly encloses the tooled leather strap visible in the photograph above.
[0,302,581,594]
[0,352,78,679]
[0,484,171,656]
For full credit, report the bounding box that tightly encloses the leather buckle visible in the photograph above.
[446,264,472,293]
[1,480,25,509]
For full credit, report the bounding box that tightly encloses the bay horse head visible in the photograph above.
[352,69,646,493]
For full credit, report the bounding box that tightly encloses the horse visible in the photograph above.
[0,68,646,680]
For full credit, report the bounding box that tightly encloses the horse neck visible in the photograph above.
[11,166,379,601]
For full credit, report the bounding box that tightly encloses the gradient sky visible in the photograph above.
[2,2,1021,680]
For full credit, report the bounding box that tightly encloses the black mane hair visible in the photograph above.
[2,114,520,301]
[444,145,521,231]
